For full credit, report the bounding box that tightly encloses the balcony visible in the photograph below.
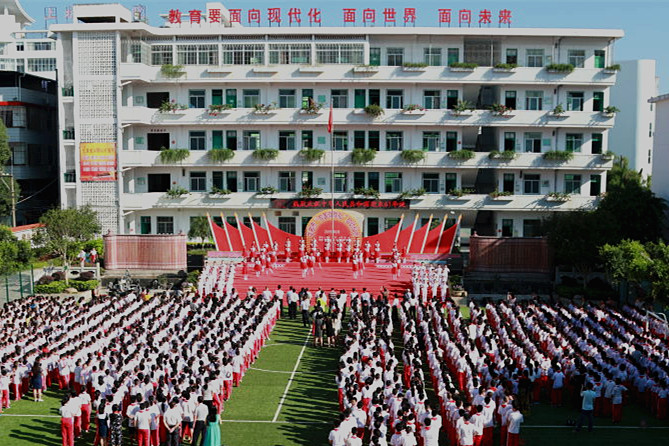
[120,106,615,129]
[120,190,601,212]
[118,149,613,171]
[120,63,617,87]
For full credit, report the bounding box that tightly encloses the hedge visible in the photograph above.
[34,279,99,294]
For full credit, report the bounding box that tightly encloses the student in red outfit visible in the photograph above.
[611,380,627,423]
[60,395,76,446]
[135,401,152,446]
[506,401,524,446]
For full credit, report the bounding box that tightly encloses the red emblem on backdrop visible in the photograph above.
[459,9,471,26]
[304,210,362,247]
[268,8,281,24]
[248,9,261,24]
[208,9,221,23]
[168,9,181,24]
[308,8,321,24]
[288,8,301,24]
[438,9,451,24]
[404,8,416,24]
[228,9,241,23]
[343,8,356,23]
[189,10,201,24]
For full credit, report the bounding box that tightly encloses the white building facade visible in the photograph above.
[54,4,622,240]
[650,94,669,204]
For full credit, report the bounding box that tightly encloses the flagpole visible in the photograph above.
[205,212,219,251]
[220,212,232,251]
[449,214,462,254]
[263,212,274,246]
[405,213,420,254]
[434,213,449,254]
[419,214,433,254]
[234,212,246,251]
[393,213,405,245]
[248,212,260,247]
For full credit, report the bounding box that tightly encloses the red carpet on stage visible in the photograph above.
[238,262,410,301]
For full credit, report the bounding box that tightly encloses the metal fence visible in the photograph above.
[1,267,35,304]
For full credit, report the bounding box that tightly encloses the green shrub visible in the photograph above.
[298,148,325,162]
[448,150,475,161]
[605,64,621,71]
[208,148,235,163]
[402,62,428,68]
[259,186,278,195]
[400,150,426,164]
[71,280,99,291]
[34,281,68,294]
[187,270,201,284]
[351,148,377,164]
[210,186,231,195]
[208,104,233,114]
[545,63,575,73]
[166,187,189,198]
[493,63,518,70]
[353,187,380,199]
[363,104,384,118]
[159,148,190,163]
[160,64,185,78]
[252,148,279,161]
[449,62,478,69]
[298,187,323,198]
[489,190,513,198]
[82,239,104,258]
[488,150,516,160]
[398,188,426,200]
[543,150,574,162]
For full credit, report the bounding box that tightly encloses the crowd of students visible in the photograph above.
[0,265,280,446]
[329,292,668,446]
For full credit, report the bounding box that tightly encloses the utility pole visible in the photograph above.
[0,172,17,227]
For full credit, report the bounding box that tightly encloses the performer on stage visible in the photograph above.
[284,239,292,262]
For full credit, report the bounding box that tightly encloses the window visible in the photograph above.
[567,92,584,111]
[387,48,404,66]
[503,173,515,193]
[334,172,347,192]
[593,92,604,112]
[369,47,381,66]
[564,174,581,194]
[504,132,516,152]
[524,133,542,153]
[226,130,238,150]
[354,131,366,149]
[590,174,601,196]
[384,172,402,193]
[189,90,205,108]
[226,89,237,107]
[565,133,583,152]
[523,174,540,194]
[423,173,439,193]
[447,48,459,65]
[242,89,260,108]
[384,218,400,231]
[315,43,364,64]
[151,45,173,65]
[505,48,518,65]
[269,44,311,64]
[301,131,313,149]
[424,90,441,109]
[190,172,206,192]
[526,49,545,67]
[148,174,171,192]
[367,217,379,236]
[423,132,440,151]
[15,42,24,52]
[523,219,542,237]
[301,171,313,189]
[222,44,264,65]
[140,216,152,235]
[446,90,459,109]
[278,171,296,192]
[353,172,366,190]
[525,91,543,110]
[278,217,297,234]
[594,50,605,69]
[189,131,206,151]
[385,132,403,151]
[332,131,348,151]
[10,143,26,165]
[331,89,348,108]
[147,92,169,109]
[445,173,457,193]
[157,217,174,234]
[386,90,404,109]
[177,44,218,65]
[354,89,366,108]
[212,171,224,189]
[591,133,603,154]
[243,130,260,150]
[568,50,585,68]
[226,171,238,192]
[502,219,513,237]
[424,48,441,66]
[212,89,223,106]
[368,172,380,190]
[446,132,458,152]
[0,107,26,128]
[368,131,380,150]
[279,89,296,108]
[279,131,296,150]
[27,58,56,72]
[243,172,260,192]
[505,91,517,109]
[212,130,224,150]
[368,89,381,106]
[147,133,170,151]
[29,42,53,51]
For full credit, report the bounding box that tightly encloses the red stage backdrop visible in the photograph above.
[304,209,362,246]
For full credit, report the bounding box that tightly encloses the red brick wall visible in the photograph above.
[468,236,551,274]
[104,234,187,271]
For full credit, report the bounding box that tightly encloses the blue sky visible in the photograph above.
[22,0,669,91]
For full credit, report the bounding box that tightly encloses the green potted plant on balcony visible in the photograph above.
[449,62,478,72]
[543,150,574,162]
[602,106,620,118]
[298,148,325,162]
[160,64,186,79]
[352,64,379,74]
[447,188,475,199]
[489,103,514,117]
[400,149,426,164]
[159,148,190,164]
[158,100,188,114]
[545,192,571,202]
[351,148,377,164]
[207,148,235,163]
[209,186,232,198]
[252,148,279,161]
[447,149,475,161]
[353,187,380,199]
[401,104,427,115]
[488,150,517,161]
[545,63,575,74]
[298,187,323,198]
[252,102,278,114]
[600,150,616,161]
[299,99,323,114]
[603,64,621,74]
[165,186,189,198]
[398,188,426,200]
[363,104,385,119]
[549,103,567,117]
[208,104,233,116]
[402,62,428,72]
[450,100,475,117]
[493,63,518,72]
[258,186,278,196]
[489,189,513,200]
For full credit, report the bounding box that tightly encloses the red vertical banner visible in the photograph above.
[328,104,334,133]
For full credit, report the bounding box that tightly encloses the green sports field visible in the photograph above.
[1,316,668,446]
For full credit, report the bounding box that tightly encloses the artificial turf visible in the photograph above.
[0,316,668,446]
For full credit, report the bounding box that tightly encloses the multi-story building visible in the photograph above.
[608,60,657,178]
[650,93,669,204]
[54,3,622,240]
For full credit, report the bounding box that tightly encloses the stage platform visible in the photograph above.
[235,261,411,299]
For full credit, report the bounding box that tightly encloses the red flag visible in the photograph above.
[327,104,333,133]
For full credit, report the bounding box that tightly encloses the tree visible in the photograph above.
[0,225,32,276]
[38,206,101,270]
[645,241,669,306]
[188,216,212,249]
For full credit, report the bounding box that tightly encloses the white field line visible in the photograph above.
[271,332,310,423]
[249,366,336,374]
